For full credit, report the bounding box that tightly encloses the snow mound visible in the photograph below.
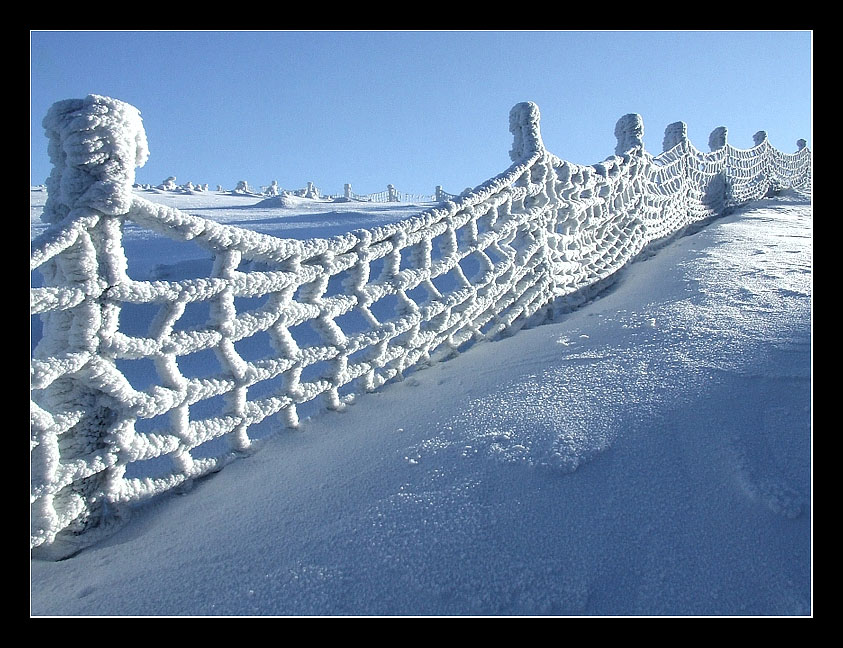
[254,193,316,208]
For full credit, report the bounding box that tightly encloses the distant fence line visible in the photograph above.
[340,184,460,204]
[30,94,811,559]
[141,177,459,204]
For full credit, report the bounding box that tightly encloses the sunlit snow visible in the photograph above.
[30,185,811,616]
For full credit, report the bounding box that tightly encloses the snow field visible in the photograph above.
[30,189,811,615]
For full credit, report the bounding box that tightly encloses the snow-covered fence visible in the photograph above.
[30,94,811,558]
[436,185,460,202]
[342,183,439,203]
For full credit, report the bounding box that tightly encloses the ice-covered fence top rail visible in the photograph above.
[34,108,551,273]
[34,97,810,261]
[119,105,555,265]
[31,99,632,262]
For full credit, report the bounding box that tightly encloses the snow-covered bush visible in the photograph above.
[158,176,177,191]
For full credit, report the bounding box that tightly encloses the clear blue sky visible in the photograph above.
[30,30,812,196]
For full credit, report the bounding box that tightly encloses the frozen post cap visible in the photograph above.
[753,131,768,146]
[614,113,644,156]
[797,139,807,150]
[41,94,149,223]
[708,126,728,152]
[509,101,544,162]
[662,121,688,153]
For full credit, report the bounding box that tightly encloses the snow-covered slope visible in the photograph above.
[30,188,812,616]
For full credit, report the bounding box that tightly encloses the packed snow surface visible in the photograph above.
[30,188,811,616]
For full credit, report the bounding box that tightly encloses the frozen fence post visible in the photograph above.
[344,183,352,199]
[509,101,544,162]
[387,184,398,202]
[708,126,728,152]
[614,113,645,157]
[702,126,730,209]
[797,139,807,150]
[751,131,776,196]
[662,121,688,153]
[42,94,148,224]
[32,95,148,558]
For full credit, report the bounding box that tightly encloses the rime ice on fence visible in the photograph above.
[340,183,439,203]
[509,101,543,161]
[614,113,645,156]
[32,95,150,558]
[30,96,812,558]
[662,121,688,153]
[41,95,149,224]
[709,126,728,152]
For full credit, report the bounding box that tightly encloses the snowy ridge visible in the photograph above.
[30,95,811,558]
